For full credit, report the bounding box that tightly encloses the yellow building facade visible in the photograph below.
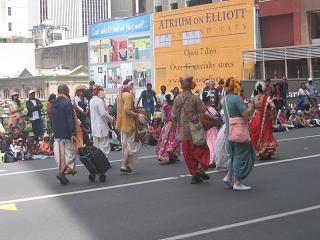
[153,0,255,90]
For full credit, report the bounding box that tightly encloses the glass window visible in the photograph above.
[138,0,146,13]
[155,34,172,48]
[155,5,162,12]
[171,3,178,10]
[311,11,320,40]
[53,33,62,40]
[8,7,11,16]
[8,22,12,31]
[156,67,166,80]
[182,30,201,45]
[186,0,212,7]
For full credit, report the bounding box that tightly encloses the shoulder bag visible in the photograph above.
[224,98,251,143]
[182,96,206,146]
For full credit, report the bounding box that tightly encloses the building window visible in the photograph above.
[311,11,320,42]
[156,68,167,80]
[155,5,162,12]
[8,22,12,31]
[171,3,178,10]
[53,33,62,40]
[155,34,172,48]
[186,0,212,7]
[37,88,45,99]
[182,30,201,45]
[8,7,11,16]
[138,0,146,13]
[3,89,10,99]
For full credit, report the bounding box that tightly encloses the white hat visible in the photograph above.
[43,133,50,139]
[11,92,19,97]
[165,92,174,101]
[29,89,36,95]
[255,81,266,92]
[297,110,303,115]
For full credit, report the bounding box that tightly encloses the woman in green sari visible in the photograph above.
[223,78,255,191]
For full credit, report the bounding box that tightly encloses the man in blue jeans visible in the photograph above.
[137,83,158,123]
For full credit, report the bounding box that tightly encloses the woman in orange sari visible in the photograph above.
[250,81,278,160]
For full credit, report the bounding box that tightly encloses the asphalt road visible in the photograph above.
[0,128,320,240]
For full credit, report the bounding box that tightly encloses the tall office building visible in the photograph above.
[81,0,109,36]
[0,0,40,38]
[47,0,82,39]
[110,0,153,18]
[40,0,48,23]
[46,0,110,39]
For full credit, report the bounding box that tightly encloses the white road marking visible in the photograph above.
[0,155,157,177]
[0,134,318,177]
[0,170,6,172]
[159,204,320,240]
[277,134,320,142]
[0,153,318,205]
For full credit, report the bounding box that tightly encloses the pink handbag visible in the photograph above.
[225,99,251,143]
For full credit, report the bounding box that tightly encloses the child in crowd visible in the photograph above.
[109,130,122,151]
[305,106,320,127]
[107,104,122,151]
[39,133,54,156]
[26,132,40,155]
[153,105,163,124]
[296,110,307,128]
[147,120,162,146]
[286,109,298,128]
[273,109,288,132]
[10,138,27,161]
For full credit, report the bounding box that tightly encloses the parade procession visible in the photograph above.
[0,0,320,239]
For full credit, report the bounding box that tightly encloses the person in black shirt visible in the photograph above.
[280,77,289,109]
[85,81,95,102]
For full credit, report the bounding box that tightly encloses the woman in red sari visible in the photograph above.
[250,81,278,160]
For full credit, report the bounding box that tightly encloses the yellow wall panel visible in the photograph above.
[153,0,255,90]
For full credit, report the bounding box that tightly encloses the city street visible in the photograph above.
[0,128,320,240]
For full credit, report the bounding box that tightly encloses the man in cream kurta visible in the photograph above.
[90,85,114,158]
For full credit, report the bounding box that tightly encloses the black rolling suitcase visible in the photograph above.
[79,146,111,182]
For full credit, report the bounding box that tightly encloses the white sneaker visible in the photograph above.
[223,176,233,187]
[233,184,252,191]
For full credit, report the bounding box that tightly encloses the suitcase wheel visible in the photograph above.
[99,174,107,183]
[88,173,96,182]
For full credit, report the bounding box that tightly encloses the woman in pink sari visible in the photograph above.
[202,91,219,168]
[157,93,181,164]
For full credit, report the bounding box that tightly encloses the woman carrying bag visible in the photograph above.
[222,78,255,191]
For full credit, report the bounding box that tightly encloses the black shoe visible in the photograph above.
[208,163,216,169]
[56,173,69,185]
[127,166,135,173]
[120,167,135,175]
[191,175,203,184]
[196,171,210,181]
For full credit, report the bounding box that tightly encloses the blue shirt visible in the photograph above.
[141,90,156,109]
